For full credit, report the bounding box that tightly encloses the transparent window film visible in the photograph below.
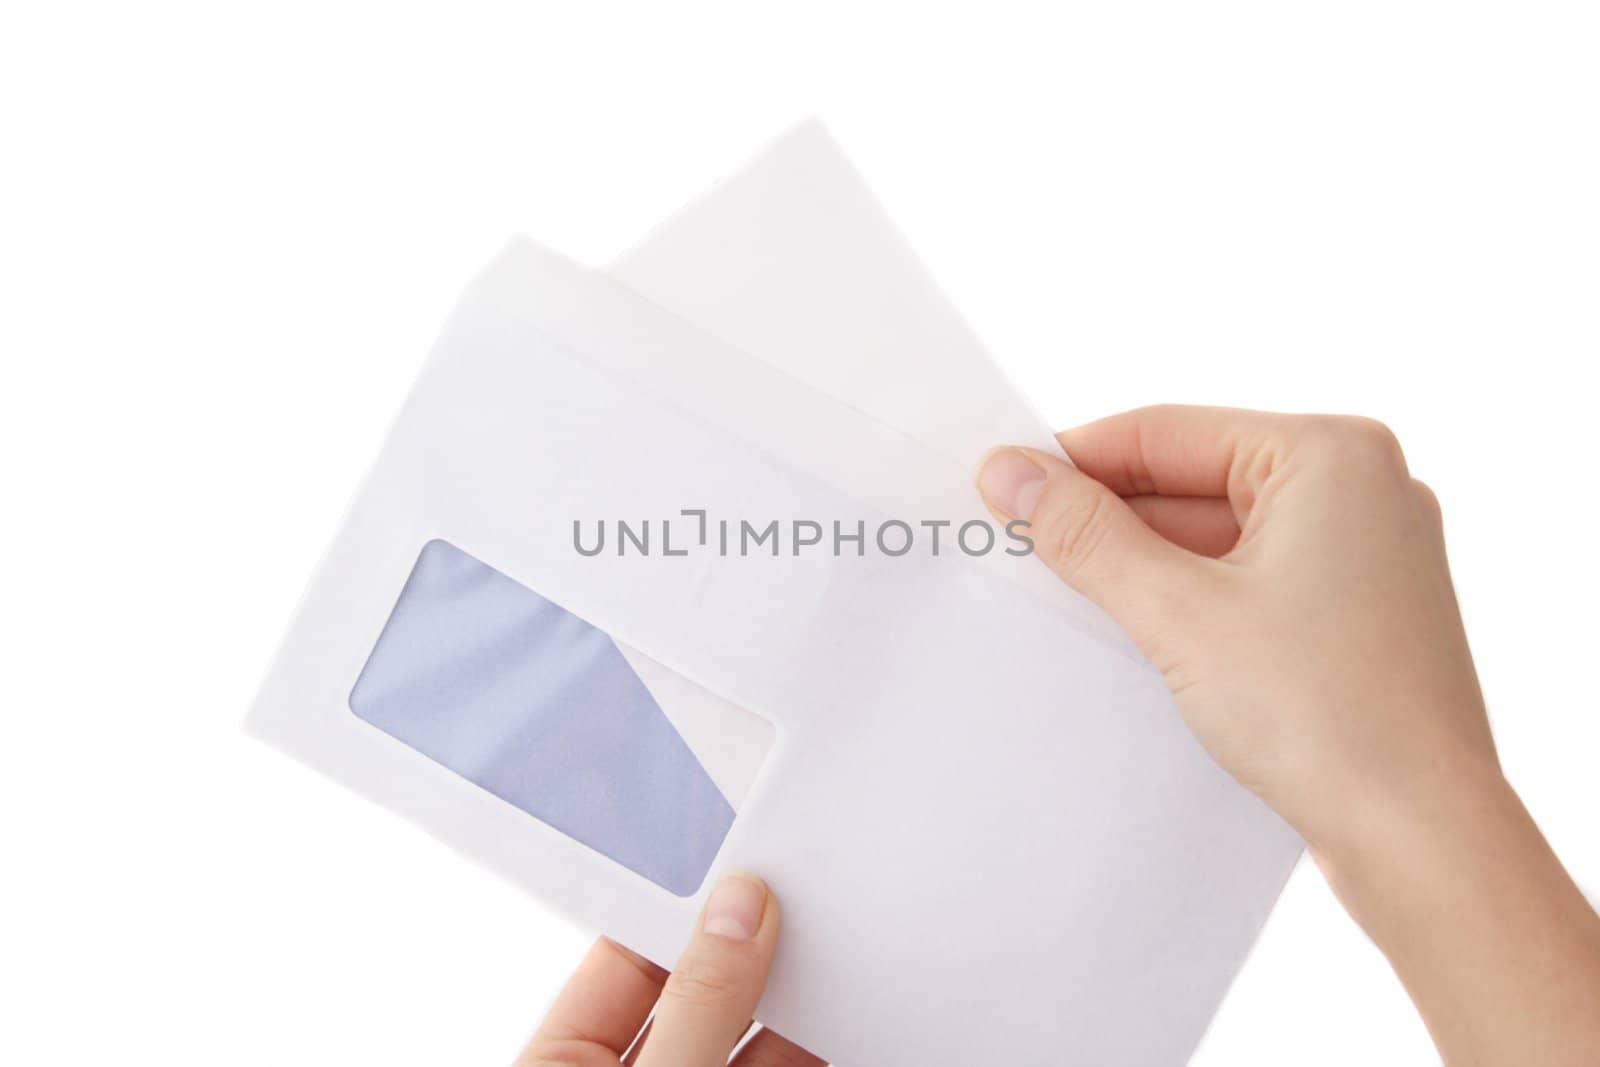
[350,539,772,896]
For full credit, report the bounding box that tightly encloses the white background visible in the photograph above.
[2,3,1596,1064]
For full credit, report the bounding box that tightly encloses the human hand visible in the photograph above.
[978,404,1493,856]
[979,405,1600,1065]
[515,874,819,1067]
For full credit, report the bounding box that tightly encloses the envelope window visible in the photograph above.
[349,539,771,896]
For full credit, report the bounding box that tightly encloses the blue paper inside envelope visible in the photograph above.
[349,539,735,896]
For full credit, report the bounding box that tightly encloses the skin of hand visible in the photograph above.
[978,405,1600,1066]
[516,874,821,1067]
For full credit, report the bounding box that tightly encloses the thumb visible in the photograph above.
[633,874,779,1067]
[978,447,1205,634]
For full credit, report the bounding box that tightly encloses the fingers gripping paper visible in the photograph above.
[249,125,1303,1067]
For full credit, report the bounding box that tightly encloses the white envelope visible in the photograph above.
[250,224,1301,1065]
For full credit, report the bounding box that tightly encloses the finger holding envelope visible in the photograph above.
[518,874,816,1067]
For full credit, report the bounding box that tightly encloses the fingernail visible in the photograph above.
[979,449,1047,520]
[702,874,767,941]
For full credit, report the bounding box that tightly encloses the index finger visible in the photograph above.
[520,937,667,1063]
[1056,404,1290,499]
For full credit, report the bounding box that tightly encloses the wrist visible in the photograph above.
[1304,750,1600,1065]
[1306,749,1516,927]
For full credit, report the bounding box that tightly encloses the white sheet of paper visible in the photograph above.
[250,237,1302,1067]
[605,122,1136,804]
[602,122,1305,1060]
[613,120,1060,467]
